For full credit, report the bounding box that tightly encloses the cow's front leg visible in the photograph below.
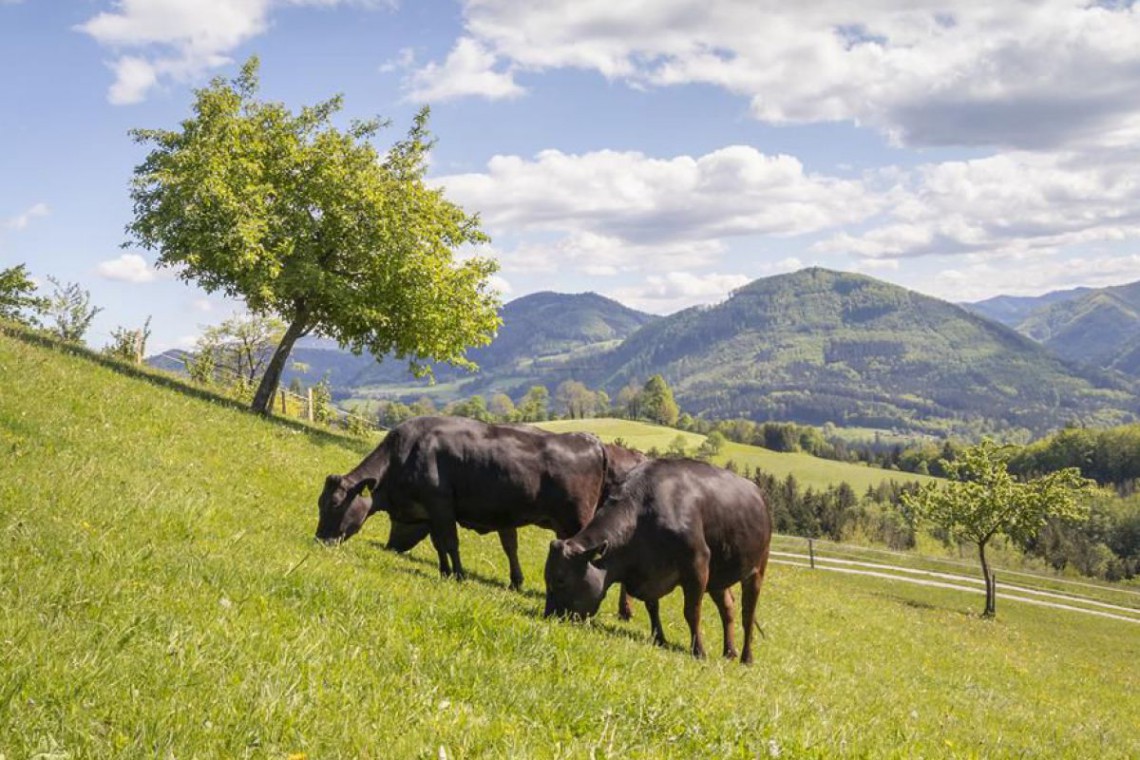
[428,511,464,580]
[498,528,524,591]
[646,599,666,647]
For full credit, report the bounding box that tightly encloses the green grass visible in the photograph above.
[539,418,935,492]
[2,330,1138,758]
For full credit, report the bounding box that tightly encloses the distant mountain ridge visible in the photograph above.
[583,268,1134,435]
[150,270,1140,436]
[964,287,1093,327]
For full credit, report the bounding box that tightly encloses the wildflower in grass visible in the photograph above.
[767,738,781,758]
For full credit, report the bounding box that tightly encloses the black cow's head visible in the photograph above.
[315,474,373,544]
[544,538,608,619]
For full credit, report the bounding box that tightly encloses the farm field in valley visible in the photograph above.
[2,329,1137,758]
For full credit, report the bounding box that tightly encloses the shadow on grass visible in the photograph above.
[868,589,976,618]
[370,540,689,654]
[0,321,376,455]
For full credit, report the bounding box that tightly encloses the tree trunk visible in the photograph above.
[978,540,996,618]
[251,312,310,415]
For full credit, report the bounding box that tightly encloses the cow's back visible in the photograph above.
[382,417,605,535]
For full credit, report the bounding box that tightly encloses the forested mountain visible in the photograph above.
[589,268,1136,435]
[965,287,1090,327]
[279,291,657,396]
[1013,281,1140,374]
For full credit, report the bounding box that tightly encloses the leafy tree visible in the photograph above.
[641,374,679,426]
[666,434,689,458]
[104,316,152,364]
[45,276,102,343]
[410,396,437,417]
[902,439,1096,618]
[615,381,642,420]
[554,379,595,419]
[126,57,500,415]
[194,314,285,391]
[517,385,549,422]
[311,375,334,423]
[695,430,726,461]
[0,264,48,326]
[488,392,516,421]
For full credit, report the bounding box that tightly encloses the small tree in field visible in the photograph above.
[902,439,1095,618]
[127,57,500,415]
[46,277,103,343]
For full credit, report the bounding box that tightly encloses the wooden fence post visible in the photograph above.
[808,538,815,569]
[307,388,314,422]
[279,388,287,415]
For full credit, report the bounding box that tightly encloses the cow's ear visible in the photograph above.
[584,540,609,563]
[325,474,343,491]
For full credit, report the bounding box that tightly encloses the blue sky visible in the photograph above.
[2,0,1140,353]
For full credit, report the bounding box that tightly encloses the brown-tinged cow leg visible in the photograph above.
[711,587,738,660]
[646,599,667,647]
[740,570,765,665]
[498,528,524,591]
[617,586,633,621]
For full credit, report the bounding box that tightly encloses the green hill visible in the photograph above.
[2,327,1138,756]
[593,268,1136,435]
[964,287,1091,327]
[1016,280,1140,374]
[275,290,656,400]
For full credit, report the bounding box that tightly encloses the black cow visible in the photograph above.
[544,458,772,664]
[316,416,645,596]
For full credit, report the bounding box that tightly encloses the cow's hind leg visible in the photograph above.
[617,585,633,621]
[710,587,738,660]
[739,569,766,665]
[682,552,710,659]
[646,599,667,647]
[498,528,524,591]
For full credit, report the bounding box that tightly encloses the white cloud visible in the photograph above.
[405,37,523,102]
[423,0,1140,150]
[435,146,879,273]
[922,253,1140,303]
[487,274,513,296]
[78,0,394,104]
[606,271,751,314]
[191,298,214,313]
[5,202,48,231]
[816,150,1140,262]
[96,252,166,283]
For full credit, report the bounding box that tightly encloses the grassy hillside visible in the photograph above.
[2,329,1138,757]
[594,268,1136,436]
[538,418,935,492]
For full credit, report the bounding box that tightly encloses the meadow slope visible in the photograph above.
[1,330,1137,758]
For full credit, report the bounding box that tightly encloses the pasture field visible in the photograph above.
[539,418,936,492]
[1,330,1138,758]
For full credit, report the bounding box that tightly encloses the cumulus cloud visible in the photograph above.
[405,37,523,102]
[816,150,1140,262]
[606,271,751,314]
[924,253,1140,303]
[96,252,167,283]
[436,146,878,262]
[77,0,394,104]
[5,202,48,231]
[419,0,1140,150]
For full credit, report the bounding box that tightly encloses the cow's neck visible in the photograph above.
[342,440,391,493]
[573,498,636,563]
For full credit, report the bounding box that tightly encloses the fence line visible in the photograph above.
[772,532,1140,599]
[157,351,385,435]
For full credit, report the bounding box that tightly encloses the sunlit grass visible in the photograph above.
[2,330,1137,758]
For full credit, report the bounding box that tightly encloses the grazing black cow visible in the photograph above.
[316,416,645,596]
[544,458,772,664]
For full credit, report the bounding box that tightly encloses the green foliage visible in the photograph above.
[45,276,102,343]
[194,313,285,389]
[0,264,48,326]
[103,316,153,364]
[517,385,549,422]
[311,374,334,423]
[640,374,679,427]
[903,439,1097,616]
[127,56,500,413]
